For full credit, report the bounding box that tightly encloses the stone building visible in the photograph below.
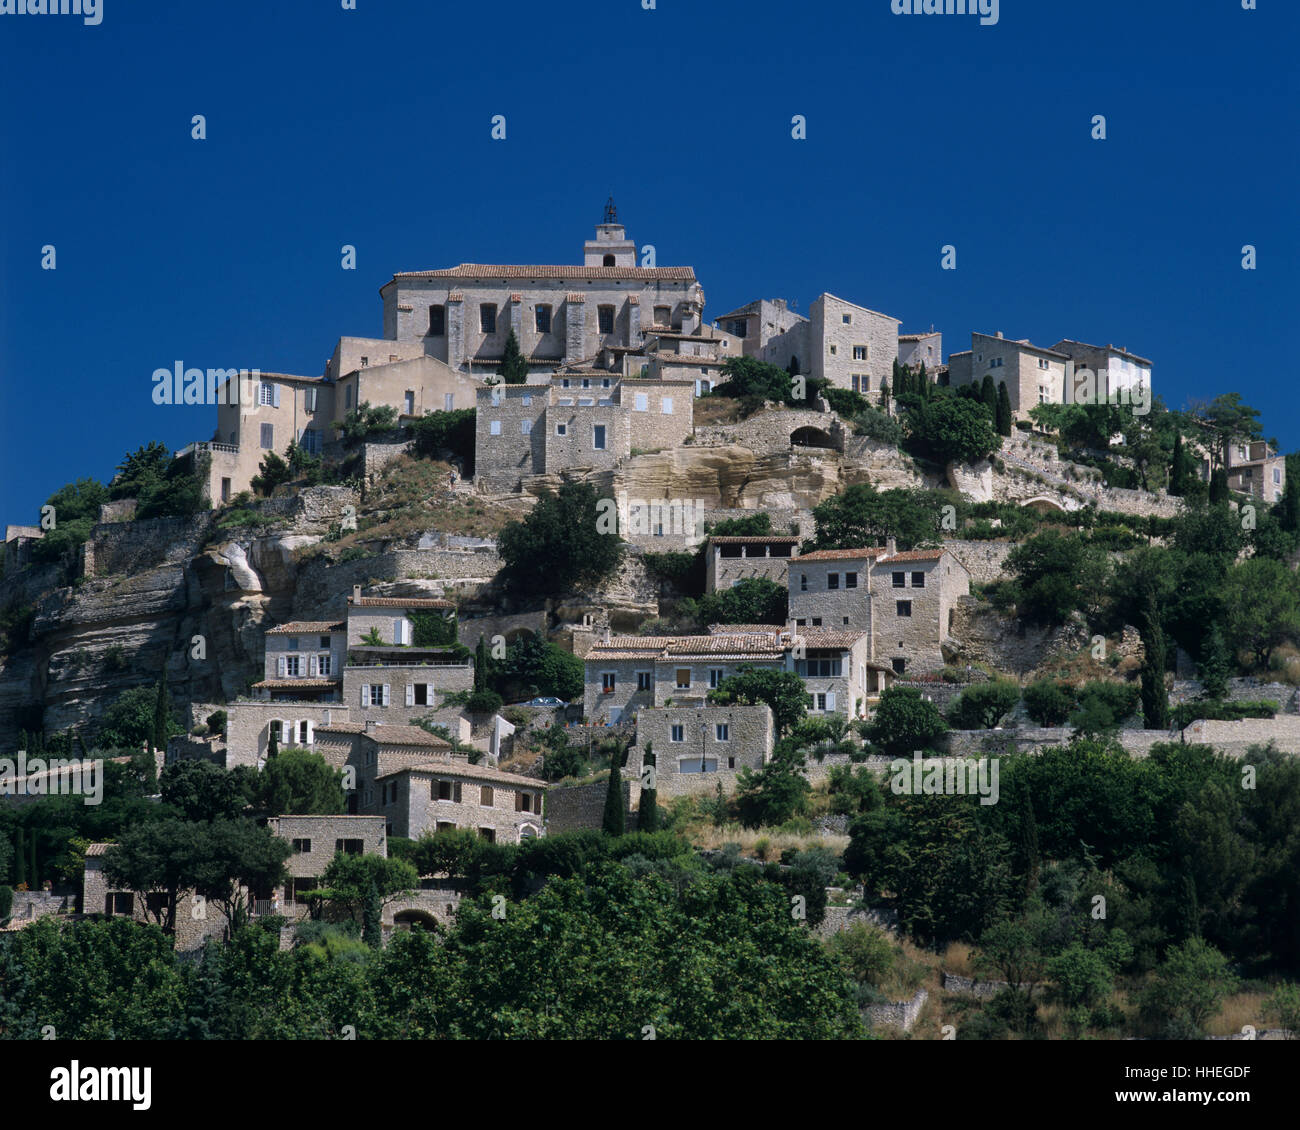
[789,545,971,674]
[898,331,942,373]
[1223,439,1287,503]
[254,620,346,702]
[760,293,901,395]
[713,298,806,358]
[625,703,774,798]
[269,814,388,905]
[378,202,704,379]
[946,332,1069,420]
[3,524,44,573]
[1050,339,1153,405]
[705,533,801,593]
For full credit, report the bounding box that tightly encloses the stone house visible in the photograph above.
[713,298,806,358]
[705,534,801,593]
[1223,440,1287,503]
[268,814,388,906]
[898,331,942,373]
[789,545,971,675]
[760,293,901,395]
[625,703,774,798]
[947,332,1069,419]
[219,701,352,770]
[254,620,346,701]
[1050,339,1153,406]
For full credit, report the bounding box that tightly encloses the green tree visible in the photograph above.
[1169,431,1187,496]
[707,666,808,736]
[866,686,948,757]
[474,635,490,693]
[191,818,293,930]
[318,852,419,925]
[103,818,210,935]
[1221,556,1300,669]
[339,401,400,446]
[500,329,529,384]
[601,752,626,836]
[693,577,788,626]
[904,394,1001,466]
[257,750,345,815]
[30,477,109,564]
[497,482,624,598]
[996,380,1013,437]
[1197,623,1232,700]
[99,685,177,751]
[946,681,1020,730]
[410,408,476,476]
[160,760,256,822]
[1022,678,1078,726]
[1139,937,1238,1037]
[151,666,171,767]
[1006,530,1108,626]
[807,483,944,552]
[362,876,383,947]
[249,450,292,496]
[638,742,658,832]
[980,374,998,419]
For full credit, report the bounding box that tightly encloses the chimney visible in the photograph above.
[602,626,611,644]
[886,537,897,556]
[352,584,362,602]
[365,720,382,733]
[995,331,1003,339]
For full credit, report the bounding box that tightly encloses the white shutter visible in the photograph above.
[277,656,286,677]
[382,684,391,706]
[305,720,314,744]
[361,684,370,706]
[282,720,292,746]
[394,618,402,644]
[309,655,317,677]
[271,383,281,408]
[826,693,837,713]
[405,684,415,707]
[426,683,435,704]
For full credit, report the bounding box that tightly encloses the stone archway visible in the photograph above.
[393,909,440,933]
[790,425,838,450]
[1020,495,1069,515]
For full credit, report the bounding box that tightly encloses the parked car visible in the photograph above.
[525,696,566,707]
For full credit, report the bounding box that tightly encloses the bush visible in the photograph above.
[1022,679,1078,726]
[947,681,1020,730]
[410,409,475,475]
[825,921,895,986]
[1171,699,1277,729]
[465,689,504,715]
[0,885,12,920]
[865,686,948,756]
[1070,681,1140,735]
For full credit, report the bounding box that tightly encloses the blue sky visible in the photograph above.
[2,0,1296,523]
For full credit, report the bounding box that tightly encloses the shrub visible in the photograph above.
[825,921,895,987]
[1022,679,1078,726]
[947,681,1020,730]
[465,689,504,715]
[205,709,227,738]
[0,885,12,920]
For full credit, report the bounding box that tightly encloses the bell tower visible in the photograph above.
[584,196,636,268]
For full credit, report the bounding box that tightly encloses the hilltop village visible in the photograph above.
[2,204,1298,1040]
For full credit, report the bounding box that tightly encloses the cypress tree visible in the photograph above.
[1279,472,1300,533]
[1139,598,1170,730]
[1017,783,1040,895]
[362,876,383,948]
[980,374,998,420]
[151,667,170,756]
[267,725,279,760]
[14,828,26,887]
[879,377,890,408]
[638,741,658,832]
[1208,467,1229,504]
[602,752,625,836]
[501,330,529,385]
[474,635,490,693]
[996,381,1013,437]
[1198,623,1231,701]
[917,362,929,398]
[1169,432,1186,496]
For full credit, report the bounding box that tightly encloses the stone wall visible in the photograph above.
[627,704,773,797]
[4,888,75,923]
[866,988,928,1033]
[943,540,1016,584]
[544,778,636,834]
[84,514,212,579]
[942,972,1007,999]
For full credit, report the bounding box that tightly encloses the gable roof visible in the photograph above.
[349,596,455,610]
[389,265,695,282]
[795,547,889,563]
[266,621,345,636]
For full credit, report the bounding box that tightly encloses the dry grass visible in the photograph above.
[938,941,978,978]
[691,397,746,426]
[688,821,849,857]
[1207,991,1270,1037]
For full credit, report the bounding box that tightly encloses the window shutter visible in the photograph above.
[515,791,522,812]
[426,683,435,703]
[826,693,836,712]
[305,721,314,744]
[277,656,286,677]
[361,684,370,706]
[271,383,281,408]
[309,655,317,677]
[454,782,462,803]
[382,684,391,706]
[405,684,415,707]
[393,618,402,644]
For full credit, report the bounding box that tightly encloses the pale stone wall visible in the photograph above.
[474,385,550,486]
[341,663,474,723]
[707,539,799,593]
[544,779,635,833]
[379,763,545,843]
[344,354,484,420]
[898,332,942,372]
[627,704,773,796]
[807,293,901,393]
[942,539,1016,584]
[264,630,345,682]
[616,378,695,451]
[224,701,351,767]
[326,336,426,383]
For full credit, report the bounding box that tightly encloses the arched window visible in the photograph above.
[603,254,616,267]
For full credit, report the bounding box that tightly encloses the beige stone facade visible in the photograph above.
[706,534,800,593]
[759,293,901,394]
[626,703,774,797]
[898,331,942,373]
[947,332,1069,420]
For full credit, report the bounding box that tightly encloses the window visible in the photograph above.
[709,668,724,688]
[287,637,300,651]
[853,345,867,361]
[221,477,231,502]
[260,423,274,449]
[842,313,852,325]
[912,571,926,588]
[404,390,415,415]
[345,385,353,409]
[897,600,912,617]
[284,656,301,677]
[675,668,691,689]
[292,838,311,853]
[602,378,612,389]
[811,617,822,626]
[489,420,501,436]
[727,319,748,337]
[851,374,868,393]
[654,305,671,325]
[520,419,532,435]
[636,671,652,691]
[411,683,432,706]
[521,394,532,406]
[670,724,685,743]
[715,723,729,741]
[990,357,1005,368]
[479,827,496,843]
[445,393,455,411]
[318,654,331,677]
[428,305,445,335]
[480,304,497,333]
[581,378,591,389]
[634,392,648,411]
[579,397,594,406]
[601,672,616,693]
[481,786,494,807]
[335,839,364,855]
[828,572,840,591]
[535,304,551,334]
[561,378,571,389]
[661,396,674,415]
[1038,358,1050,370]
[828,344,837,356]
[259,382,274,406]
[555,423,567,436]
[598,305,615,335]
[845,572,858,589]
[809,693,827,712]
[892,571,906,588]
[800,656,842,677]
[1275,468,1282,484]
[437,780,463,803]
[304,388,317,412]
[300,428,321,454]
[592,424,606,450]
[800,573,808,592]
[892,658,907,675]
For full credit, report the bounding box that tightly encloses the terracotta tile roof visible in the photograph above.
[972,332,1067,360]
[707,535,800,545]
[664,635,785,657]
[266,621,344,635]
[1050,339,1152,366]
[898,332,939,341]
[586,651,670,661]
[388,758,546,788]
[391,265,696,281]
[251,678,343,689]
[707,623,785,635]
[349,596,454,609]
[364,725,454,748]
[794,629,869,649]
[654,353,726,366]
[796,547,889,563]
[593,636,686,650]
[85,843,113,857]
[875,549,947,564]
[316,723,366,735]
